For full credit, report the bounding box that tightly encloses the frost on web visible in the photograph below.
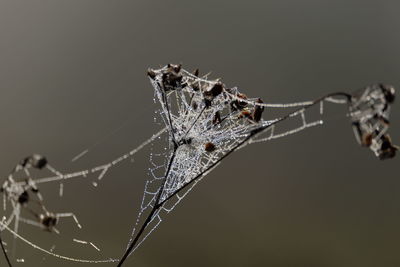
[0,133,170,263]
[0,111,168,264]
[124,65,273,255]
[0,120,166,264]
[1,155,82,234]
[120,64,397,263]
[0,154,118,264]
[0,64,397,266]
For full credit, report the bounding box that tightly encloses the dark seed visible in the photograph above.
[210,83,223,97]
[18,191,29,204]
[252,98,264,122]
[204,142,216,152]
[147,69,156,80]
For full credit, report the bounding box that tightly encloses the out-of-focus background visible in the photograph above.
[0,1,399,266]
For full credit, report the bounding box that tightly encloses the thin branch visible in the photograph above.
[161,89,178,146]
[117,146,178,266]
[0,231,12,267]
[181,106,206,141]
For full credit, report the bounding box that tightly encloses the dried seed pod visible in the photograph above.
[204,98,212,108]
[380,84,395,103]
[204,142,216,152]
[191,83,200,91]
[32,154,48,169]
[349,84,397,159]
[18,191,29,205]
[167,63,182,73]
[361,133,373,147]
[160,63,185,91]
[213,111,222,124]
[203,82,224,108]
[162,71,183,91]
[147,68,156,80]
[240,109,252,118]
[181,138,192,145]
[31,187,39,193]
[209,82,223,97]
[231,93,248,110]
[237,93,247,99]
[40,213,58,229]
[19,154,48,170]
[378,135,397,160]
[252,98,265,122]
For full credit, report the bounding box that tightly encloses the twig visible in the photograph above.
[117,146,178,266]
[0,231,12,267]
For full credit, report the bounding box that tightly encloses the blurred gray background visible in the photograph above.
[0,0,399,266]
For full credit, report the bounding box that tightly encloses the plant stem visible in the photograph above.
[0,231,12,267]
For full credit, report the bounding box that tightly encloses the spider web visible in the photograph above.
[0,129,166,264]
[119,65,397,264]
[0,64,397,266]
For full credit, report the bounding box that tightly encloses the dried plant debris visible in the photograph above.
[0,64,397,266]
[0,154,118,265]
[1,155,81,234]
[349,84,397,159]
